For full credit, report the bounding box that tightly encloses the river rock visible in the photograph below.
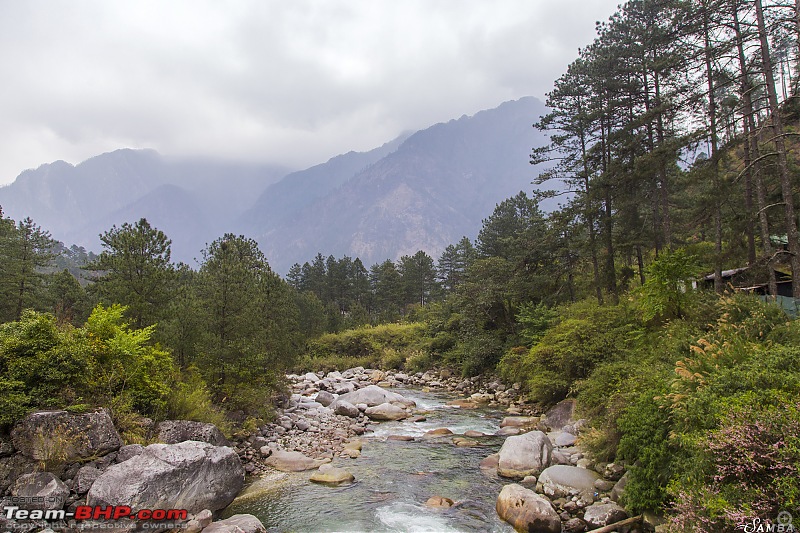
[583,502,628,528]
[553,432,577,447]
[369,370,386,382]
[453,438,479,447]
[611,471,629,502]
[495,427,521,436]
[315,390,337,407]
[425,496,455,508]
[87,441,244,514]
[364,403,408,421]
[563,517,587,533]
[74,465,103,494]
[604,462,626,481]
[12,409,121,462]
[497,431,553,479]
[500,416,539,429]
[265,450,330,472]
[447,399,479,408]
[12,472,69,510]
[333,400,360,418]
[203,514,266,533]
[334,385,415,408]
[309,464,354,485]
[156,420,229,446]
[537,465,600,498]
[116,444,145,463]
[423,428,453,439]
[464,430,486,438]
[496,484,560,533]
[541,399,576,430]
[387,435,415,441]
[0,454,36,495]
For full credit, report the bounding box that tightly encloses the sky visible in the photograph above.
[0,0,622,186]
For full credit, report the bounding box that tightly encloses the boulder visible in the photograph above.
[495,427,521,436]
[116,444,145,463]
[464,430,486,438]
[11,409,121,462]
[369,370,386,382]
[183,509,213,533]
[497,431,553,478]
[583,502,628,529]
[157,420,229,447]
[496,484,560,533]
[265,450,330,472]
[203,514,266,533]
[87,441,244,515]
[453,438,479,447]
[423,428,453,439]
[364,403,408,421]
[333,400,360,418]
[333,385,415,408]
[611,471,629,502]
[425,496,455,508]
[537,465,601,498]
[309,464,354,485]
[500,416,539,428]
[446,399,478,409]
[74,465,103,494]
[315,390,336,407]
[12,472,69,511]
[542,399,576,430]
[553,432,577,447]
[604,462,626,481]
[0,453,36,494]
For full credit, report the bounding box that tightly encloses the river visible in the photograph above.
[221,387,516,532]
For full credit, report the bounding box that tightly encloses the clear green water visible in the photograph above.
[222,389,515,532]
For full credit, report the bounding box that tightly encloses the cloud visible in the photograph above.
[0,0,620,185]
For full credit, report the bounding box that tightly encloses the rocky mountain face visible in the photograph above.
[245,96,553,272]
[0,97,552,272]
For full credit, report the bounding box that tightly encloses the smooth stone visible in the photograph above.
[265,450,330,472]
[497,431,553,479]
[537,465,601,498]
[203,514,266,533]
[364,403,408,421]
[496,484,560,533]
[583,502,628,528]
[387,435,415,441]
[425,496,455,508]
[309,465,354,485]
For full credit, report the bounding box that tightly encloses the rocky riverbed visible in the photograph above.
[0,367,651,532]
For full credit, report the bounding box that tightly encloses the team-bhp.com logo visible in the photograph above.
[4,504,188,528]
[738,511,796,533]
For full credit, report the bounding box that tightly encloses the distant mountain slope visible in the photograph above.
[253,97,553,273]
[1,97,553,271]
[0,150,289,263]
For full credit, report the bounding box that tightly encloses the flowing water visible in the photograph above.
[222,388,515,532]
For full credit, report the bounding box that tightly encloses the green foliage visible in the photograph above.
[0,305,176,427]
[166,367,232,436]
[85,218,175,328]
[301,322,429,372]
[638,249,699,322]
[501,298,642,405]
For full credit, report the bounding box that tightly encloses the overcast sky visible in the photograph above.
[0,0,621,186]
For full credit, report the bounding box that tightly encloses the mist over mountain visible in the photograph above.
[0,97,553,272]
[249,96,554,273]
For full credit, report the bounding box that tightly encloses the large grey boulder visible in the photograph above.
[12,472,69,511]
[364,402,408,421]
[0,454,36,494]
[74,465,103,494]
[333,400,360,418]
[315,390,337,407]
[583,502,628,529]
[156,420,229,446]
[11,409,121,462]
[495,484,560,533]
[333,385,415,408]
[611,471,629,502]
[203,514,266,533]
[541,398,576,430]
[497,431,553,479]
[87,441,244,515]
[537,465,601,498]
